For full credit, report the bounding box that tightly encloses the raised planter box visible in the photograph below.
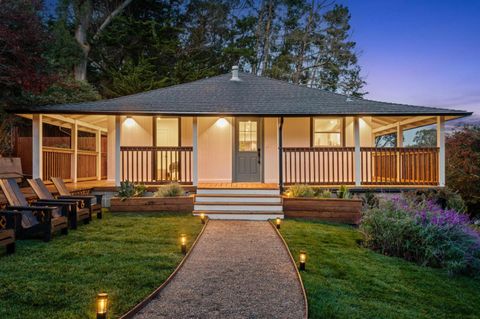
[283,197,362,224]
[110,196,194,212]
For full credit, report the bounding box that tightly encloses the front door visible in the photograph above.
[234,118,262,182]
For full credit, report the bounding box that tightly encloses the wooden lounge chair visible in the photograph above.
[0,179,69,242]
[0,211,16,254]
[28,178,91,229]
[51,177,103,219]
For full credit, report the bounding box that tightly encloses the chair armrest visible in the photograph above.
[7,205,56,212]
[58,196,94,208]
[0,210,22,229]
[32,201,70,217]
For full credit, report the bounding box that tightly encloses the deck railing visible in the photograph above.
[120,146,193,184]
[43,147,73,181]
[282,147,439,186]
[77,150,98,181]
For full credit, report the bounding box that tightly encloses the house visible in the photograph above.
[11,66,471,219]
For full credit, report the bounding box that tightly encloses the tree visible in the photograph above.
[413,128,436,147]
[446,126,480,217]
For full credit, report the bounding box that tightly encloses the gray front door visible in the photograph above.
[234,118,262,182]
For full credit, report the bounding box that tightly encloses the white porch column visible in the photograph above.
[32,114,43,179]
[115,115,122,186]
[96,130,102,180]
[437,116,446,186]
[71,120,78,183]
[192,116,198,186]
[396,123,403,182]
[354,116,361,186]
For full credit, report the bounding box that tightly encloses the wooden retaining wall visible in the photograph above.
[110,196,194,212]
[283,197,362,224]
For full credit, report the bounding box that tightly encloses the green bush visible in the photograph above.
[285,185,315,198]
[337,185,352,199]
[154,183,185,197]
[362,191,380,209]
[317,189,332,199]
[117,181,147,201]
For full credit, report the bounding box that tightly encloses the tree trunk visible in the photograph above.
[260,0,274,75]
[74,22,90,82]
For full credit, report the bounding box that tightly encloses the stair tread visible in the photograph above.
[194,202,282,206]
[194,210,283,215]
[195,194,280,198]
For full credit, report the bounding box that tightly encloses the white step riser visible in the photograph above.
[196,189,279,196]
[194,205,283,212]
[195,196,281,203]
[199,214,283,221]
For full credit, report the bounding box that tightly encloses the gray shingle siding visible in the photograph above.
[13,72,472,116]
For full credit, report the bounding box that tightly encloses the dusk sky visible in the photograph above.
[45,0,480,115]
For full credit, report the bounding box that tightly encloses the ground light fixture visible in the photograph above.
[200,213,206,224]
[275,217,281,229]
[299,250,307,271]
[180,233,187,254]
[96,293,108,319]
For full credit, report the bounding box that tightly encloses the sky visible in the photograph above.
[44,0,480,115]
[340,0,480,115]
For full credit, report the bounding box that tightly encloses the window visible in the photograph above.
[156,117,179,147]
[238,120,257,151]
[313,118,342,147]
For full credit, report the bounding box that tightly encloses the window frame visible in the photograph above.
[310,117,345,147]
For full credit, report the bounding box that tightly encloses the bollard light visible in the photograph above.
[180,234,187,254]
[299,250,307,271]
[275,217,281,229]
[200,213,206,224]
[96,293,108,319]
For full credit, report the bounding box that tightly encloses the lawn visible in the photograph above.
[279,219,480,319]
[0,212,203,319]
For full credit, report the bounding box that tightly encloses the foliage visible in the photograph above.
[337,185,352,199]
[317,189,332,199]
[280,219,480,319]
[285,184,315,198]
[360,194,480,275]
[412,128,436,147]
[154,183,185,197]
[362,191,380,210]
[446,126,480,217]
[0,111,18,156]
[404,188,467,213]
[117,181,147,201]
[0,212,203,319]
[21,77,101,105]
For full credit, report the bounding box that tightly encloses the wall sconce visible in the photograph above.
[275,217,281,229]
[200,213,206,224]
[299,250,307,271]
[215,117,228,128]
[96,293,108,319]
[180,234,187,254]
[124,116,135,127]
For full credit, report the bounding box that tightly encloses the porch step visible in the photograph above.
[194,187,283,220]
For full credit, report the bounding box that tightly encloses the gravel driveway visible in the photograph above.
[134,220,306,319]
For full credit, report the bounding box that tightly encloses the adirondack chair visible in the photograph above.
[0,179,69,242]
[51,177,103,219]
[0,211,16,254]
[28,178,91,230]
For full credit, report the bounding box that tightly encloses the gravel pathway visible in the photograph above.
[134,220,306,319]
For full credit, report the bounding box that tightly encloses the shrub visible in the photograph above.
[404,188,467,213]
[317,190,332,199]
[285,185,315,198]
[362,191,380,209]
[117,181,147,201]
[155,183,185,197]
[337,185,352,199]
[361,194,480,276]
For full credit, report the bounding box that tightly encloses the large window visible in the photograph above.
[313,118,342,147]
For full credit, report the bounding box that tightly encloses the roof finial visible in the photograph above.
[230,65,241,81]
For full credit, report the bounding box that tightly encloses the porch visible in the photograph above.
[14,113,448,189]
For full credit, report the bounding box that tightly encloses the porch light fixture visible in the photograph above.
[215,117,228,128]
[275,217,281,229]
[124,116,135,127]
[299,250,307,271]
[96,293,108,319]
[200,213,206,224]
[180,233,187,254]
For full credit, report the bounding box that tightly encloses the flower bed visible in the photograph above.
[110,196,193,212]
[283,197,362,224]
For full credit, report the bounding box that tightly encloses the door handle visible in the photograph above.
[257,148,261,164]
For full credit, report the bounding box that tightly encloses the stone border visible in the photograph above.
[118,218,209,319]
[269,221,309,319]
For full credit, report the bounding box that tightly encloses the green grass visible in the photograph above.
[0,212,203,319]
[279,219,480,319]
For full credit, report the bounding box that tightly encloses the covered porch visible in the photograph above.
[16,113,449,189]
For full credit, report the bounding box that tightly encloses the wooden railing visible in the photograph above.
[361,147,439,185]
[120,146,193,184]
[77,150,97,181]
[282,147,439,186]
[283,147,355,185]
[43,147,72,181]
